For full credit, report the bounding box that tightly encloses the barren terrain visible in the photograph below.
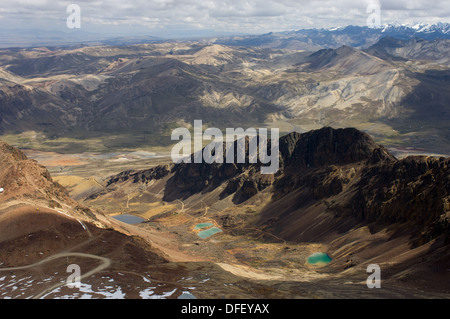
[2,128,445,299]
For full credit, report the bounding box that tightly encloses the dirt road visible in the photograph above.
[0,252,111,299]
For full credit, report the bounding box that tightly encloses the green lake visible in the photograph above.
[197,227,223,239]
[194,223,214,230]
[307,252,332,265]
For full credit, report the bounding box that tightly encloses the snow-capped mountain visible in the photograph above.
[382,22,450,35]
[216,22,450,50]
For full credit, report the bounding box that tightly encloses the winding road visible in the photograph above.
[0,252,111,299]
[0,204,110,299]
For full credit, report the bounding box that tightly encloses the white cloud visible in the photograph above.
[0,0,448,37]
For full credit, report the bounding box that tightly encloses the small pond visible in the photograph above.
[197,227,223,239]
[307,252,332,265]
[194,223,214,230]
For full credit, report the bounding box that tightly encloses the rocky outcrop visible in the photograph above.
[0,141,98,221]
[0,141,69,203]
[279,127,392,169]
[101,127,450,245]
[349,155,450,244]
[106,164,173,186]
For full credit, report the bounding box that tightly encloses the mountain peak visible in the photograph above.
[279,127,393,168]
[0,140,28,162]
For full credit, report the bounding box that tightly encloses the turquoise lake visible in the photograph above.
[307,252,332,265]
[197,227,223,239]
[194,223,214,230]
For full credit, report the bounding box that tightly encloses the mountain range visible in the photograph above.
[0,31,449,154]
[214,23,450,50]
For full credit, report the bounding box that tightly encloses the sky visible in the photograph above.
[0,0,449,40]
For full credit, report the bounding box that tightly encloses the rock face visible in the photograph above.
[0,141,105,222]
[278,127,392,168]
[106,164,173,186]
[161,127,387,203]
[0,141,69,205]
[269,128,449,244]
[351,155,450,244]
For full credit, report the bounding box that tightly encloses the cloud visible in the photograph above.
[0,0,448,37]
